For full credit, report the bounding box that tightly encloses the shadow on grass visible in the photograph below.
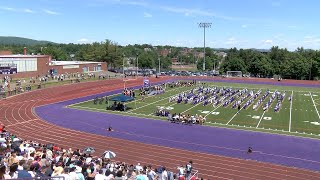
[106,106,134,111]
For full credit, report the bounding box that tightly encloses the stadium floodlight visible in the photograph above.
[198,22,212,71]
[123,54,125,77]
[136,53,139,77]
[158,56,161,74]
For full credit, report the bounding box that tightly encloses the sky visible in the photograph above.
[0,0,320,50]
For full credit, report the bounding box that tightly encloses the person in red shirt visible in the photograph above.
[0,125,5,133]
[53,145,60,152]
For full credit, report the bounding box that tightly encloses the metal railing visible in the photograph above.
[188,169,199,180]
[10,176,65,180]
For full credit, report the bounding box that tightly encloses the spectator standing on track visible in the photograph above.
[0,125,5,133]
[147,165,157,180]
[161,167,168,180]
[185,161,193,179]
[177,165,185,178]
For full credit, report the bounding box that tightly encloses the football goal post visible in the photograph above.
[226,71,242,78]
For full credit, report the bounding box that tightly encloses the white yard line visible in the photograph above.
[180,101,203,114]
[256,111,266,128]
[226,111,241,125]
[289,91,293,132]
[226,89,262,125]
[204,103,224,118]
[68,85,184,107]
[68,92,122,107]
[204,91,243,119]
[126,86,185,104]
[310,92,320,121]
[127,88,192,112]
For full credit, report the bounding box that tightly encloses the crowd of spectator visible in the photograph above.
[0,72,118,98]
[0,125,198,180]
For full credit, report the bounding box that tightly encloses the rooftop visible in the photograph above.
[50,61,102,66]
[0,54,50,58]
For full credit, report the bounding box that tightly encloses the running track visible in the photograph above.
[1,77,320,180]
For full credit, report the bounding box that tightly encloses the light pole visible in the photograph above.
[198,22,212,71]
[309,60,313,80]
[158,56,161,74]
[123,54,126,83]
[136,53,139,77]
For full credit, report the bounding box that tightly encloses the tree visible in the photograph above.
[248,53,272,77]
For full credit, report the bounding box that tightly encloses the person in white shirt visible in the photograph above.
[177,165,185,177]
[135,163,143,172]
[69,167,78,180]
[161,167,168,180]
[95,170,107,180]
[147,168,157,180]
[8,163,19,179]
[17,160,25,171]
[52,166,71,180]
[60,170,72,180]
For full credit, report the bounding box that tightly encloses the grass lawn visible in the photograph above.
[68,81,320,139]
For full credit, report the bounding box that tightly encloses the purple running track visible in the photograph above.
[35,79,320,172]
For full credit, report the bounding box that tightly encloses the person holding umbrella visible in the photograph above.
[83,147,95,155]
[102,151,116,159]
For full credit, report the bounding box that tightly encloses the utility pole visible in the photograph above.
[198,22,212,71]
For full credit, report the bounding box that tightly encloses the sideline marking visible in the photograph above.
[310,92,320,121]
[289,91,293,132]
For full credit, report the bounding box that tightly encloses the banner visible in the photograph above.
[0,64,17,74]
[143,79,150,88]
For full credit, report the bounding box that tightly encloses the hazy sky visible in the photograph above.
[0,0,319,50]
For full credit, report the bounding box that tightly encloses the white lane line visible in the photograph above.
[256,111,266,128]
[289,91,293,132]
[310,92,320,121]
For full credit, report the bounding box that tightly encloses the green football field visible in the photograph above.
[69,81,320,139]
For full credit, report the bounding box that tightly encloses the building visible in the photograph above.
[144,48,152,52]
[180,48,192,56]
[193,52,204,59]
[215,51,227,58]
[49,60,107,75]
[0,50,12,55]
[159,49,171,57]
[0,50,107,78]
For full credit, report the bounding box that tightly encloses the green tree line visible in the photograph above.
[0,40,174,70]
[1,39,320,79]
[220,46,320,80]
